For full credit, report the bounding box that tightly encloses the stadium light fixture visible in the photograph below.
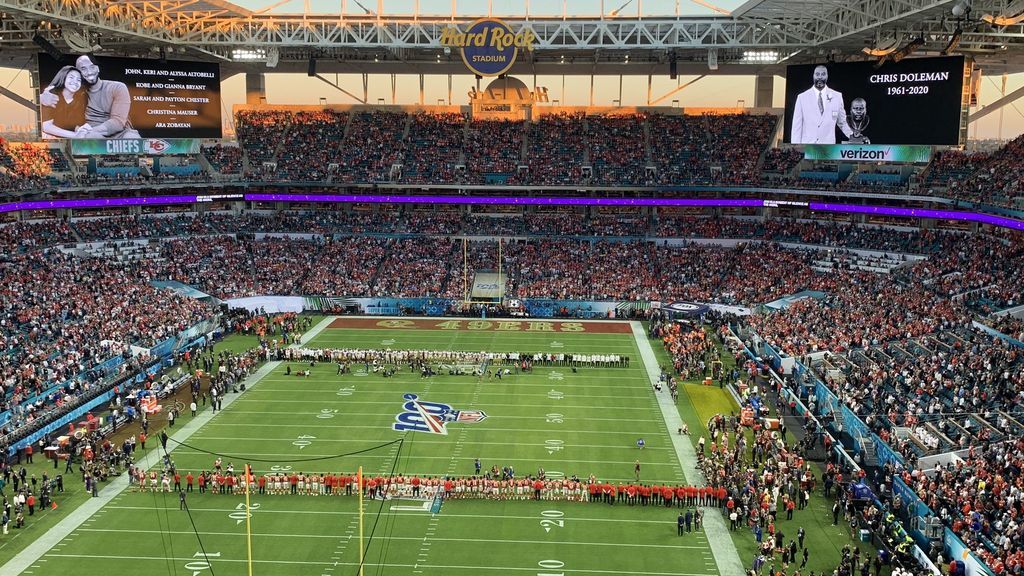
[741,50,778,63]
[232,48,267,61]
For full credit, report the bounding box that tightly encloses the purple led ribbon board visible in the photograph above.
[244,193,764,208]
[808,202,1024,232]
[1,194,1022,232]
[0,195,198,214]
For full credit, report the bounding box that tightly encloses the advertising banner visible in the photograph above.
[803,144,933,163]
[70,138,202,156]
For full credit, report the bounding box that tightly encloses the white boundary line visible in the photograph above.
[630,321,744,576]
[0,316,336,576]
[75,527,708,550]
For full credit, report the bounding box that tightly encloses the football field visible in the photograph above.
[14,317,733,576]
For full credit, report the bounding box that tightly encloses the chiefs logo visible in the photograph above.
[144,139,171,154]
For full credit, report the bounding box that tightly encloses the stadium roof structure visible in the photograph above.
[1,0,1023,74]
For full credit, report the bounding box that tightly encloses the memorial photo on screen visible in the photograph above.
[783,56,965,146]
[38,53,222,140]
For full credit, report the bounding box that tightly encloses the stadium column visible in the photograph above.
[246,73,267,105]
[754,74,774,109]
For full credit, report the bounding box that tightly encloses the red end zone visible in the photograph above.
[327,317,633,334]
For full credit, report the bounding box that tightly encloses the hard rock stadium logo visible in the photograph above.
[440,18,536,77]
[392,393,488,435]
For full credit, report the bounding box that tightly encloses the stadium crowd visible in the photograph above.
[2,109,1024,214]
[0,206,1020,575]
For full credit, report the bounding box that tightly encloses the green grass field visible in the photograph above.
[11,317,728,576]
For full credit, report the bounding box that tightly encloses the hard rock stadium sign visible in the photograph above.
[440,18,536,77]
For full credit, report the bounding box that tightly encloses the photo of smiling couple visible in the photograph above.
[39,54,140,140]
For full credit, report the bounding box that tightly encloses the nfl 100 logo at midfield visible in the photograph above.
[440,18,536,77]
[393,393,488,435]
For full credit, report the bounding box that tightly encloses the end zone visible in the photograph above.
[327,317,633,334]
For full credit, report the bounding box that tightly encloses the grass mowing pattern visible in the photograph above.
[22,321,726,576]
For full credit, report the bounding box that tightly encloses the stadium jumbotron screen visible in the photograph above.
[782,55,965,147]
[37,53,222,142]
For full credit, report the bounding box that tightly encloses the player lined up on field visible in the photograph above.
[134,467,726,508]
[277,347,630,368]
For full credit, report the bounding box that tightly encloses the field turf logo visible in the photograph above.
[393,393,488,435]
[440,18,536,77]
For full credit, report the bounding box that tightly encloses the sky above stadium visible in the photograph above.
[229,0,745,17]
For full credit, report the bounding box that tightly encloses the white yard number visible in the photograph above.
[544,440,564,454]
[293,435,316,449]
[270,465,292,472]
[538,559,565,576]
[336,387,355,396]
[547,390,564,400]
[540,510,564,533]
[228,503,260,525]
[547,371,564,381]
[185,551,221,576]
[545,413,564,424]
[317,409,339,419]
[546,470,565,480]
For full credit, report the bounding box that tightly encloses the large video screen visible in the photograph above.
[38,53,221,140]
[783,56,964,146]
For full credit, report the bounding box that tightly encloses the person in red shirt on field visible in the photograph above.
[411,476,421,497]
[588,482,600,503]
[185,472,194,493]
[675,485,686,508]
[197,472,207,494]
[639,484,650,506]
[662,486,674,507]
[443,479,454,499]
[289,473,299,495]
[533,478,544,501]
[258,474,267,495]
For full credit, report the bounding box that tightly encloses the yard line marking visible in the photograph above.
[254,380,647,391]
[167,451,682,466]
[102,506,709,525]
[188,437,671,451]
[230,398,655,410]
[206,414,664,424]
[43,553,717,575]
[203,422,665,432]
